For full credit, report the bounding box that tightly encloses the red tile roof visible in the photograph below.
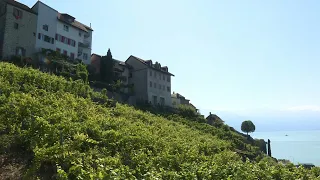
[57,13,93,32]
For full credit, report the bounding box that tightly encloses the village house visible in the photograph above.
[0,0,93,64]
[206,112,224,126]
[171,92,190,107]
[125,55,174,107]
[31,1,93,64]
[171,92,198,112]
[0,0,37,59]
[90,54,174,107]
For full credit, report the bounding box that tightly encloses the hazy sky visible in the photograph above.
[21,0,320,115]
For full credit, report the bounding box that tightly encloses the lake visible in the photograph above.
[253,130,320,166]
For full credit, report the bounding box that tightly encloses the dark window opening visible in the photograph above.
[14,23,19,29]
[43,24,48,31]
[83,53,88,60]
[44,35,51,43]
[64,25,69,32]
[15,47,25,56]
[13,8,23,19]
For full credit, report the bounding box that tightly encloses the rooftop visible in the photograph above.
[172,92,189,101]
[57,13,93,32]
[91,54,131,69]
[4,0,37,14]
[128,55,174,76]
[206,113,224,123]
[29,1,92,32]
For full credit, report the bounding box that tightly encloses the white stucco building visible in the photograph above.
[31,1,93,64]
[125,55,174,107]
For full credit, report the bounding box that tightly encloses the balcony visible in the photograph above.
[77,51,82,58]
[119,76,127,82]
[84,33,90,38]
[78,41,90,49]
[83,39,90,44]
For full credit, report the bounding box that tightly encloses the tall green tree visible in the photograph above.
[100,48,114,83]
[241,120,256,135]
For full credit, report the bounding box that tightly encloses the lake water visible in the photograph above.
[252,130,320,166]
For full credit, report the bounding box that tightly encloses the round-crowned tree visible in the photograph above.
[241,120,256,135]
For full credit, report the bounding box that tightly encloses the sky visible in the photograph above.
[20,0,320,122]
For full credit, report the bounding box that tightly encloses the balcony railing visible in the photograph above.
[84,33,90,38]
[83,39,90,44]
[78,41,91,48]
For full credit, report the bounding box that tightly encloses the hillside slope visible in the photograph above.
[0,62,319,179]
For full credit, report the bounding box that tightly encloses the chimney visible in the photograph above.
[90,23,91,28]
[209,112,211,115]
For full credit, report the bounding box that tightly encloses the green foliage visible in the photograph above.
[2,48,90,84]
[177,104,197,117]
[0,62,319,179]
[241,120,256,135]
[176,104,205,123]
[76,63,89,83]
[112,80,122,92]
[254,138,267,154]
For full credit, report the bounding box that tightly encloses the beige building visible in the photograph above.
[171,92,198,112]
[0,0,37,59]
[171,92,190,107]
[125,55,174,107]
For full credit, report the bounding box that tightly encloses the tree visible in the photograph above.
[241,120,255,135]
[76,63,88,83]
[100,48,114,83]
